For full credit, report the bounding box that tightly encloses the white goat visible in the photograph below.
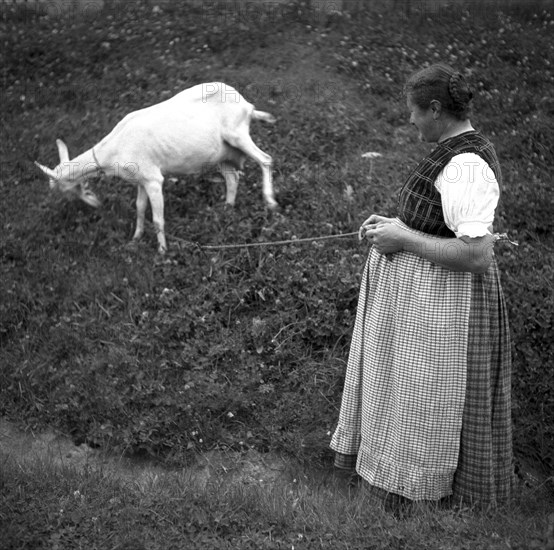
[35,82,277,253]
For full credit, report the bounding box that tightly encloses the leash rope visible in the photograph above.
[167,230,359,251]
[493,233,519,246]
[145,222,518,252]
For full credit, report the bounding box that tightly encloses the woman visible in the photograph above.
[330,63,513,506]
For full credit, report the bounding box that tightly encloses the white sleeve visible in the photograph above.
[435,153,500,238]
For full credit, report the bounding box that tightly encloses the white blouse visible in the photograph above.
[434,153,500,238]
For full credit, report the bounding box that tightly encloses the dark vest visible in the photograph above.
[397,131,502,237]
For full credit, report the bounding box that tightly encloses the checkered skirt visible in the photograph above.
[330,223,513,504]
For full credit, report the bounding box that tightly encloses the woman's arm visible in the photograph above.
[361,216,494,273]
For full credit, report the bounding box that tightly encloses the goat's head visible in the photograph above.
[35,139,101,208]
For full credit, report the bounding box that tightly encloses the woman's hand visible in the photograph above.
[359,216,406,256]
[358,215,396,241]
[358,215,495,273]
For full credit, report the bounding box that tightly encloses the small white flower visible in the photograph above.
[344,184,354,202]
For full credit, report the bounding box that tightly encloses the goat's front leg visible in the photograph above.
[132,184,148,242]
[143,179,167,254]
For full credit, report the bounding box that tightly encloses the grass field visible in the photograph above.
[1,0,553,548]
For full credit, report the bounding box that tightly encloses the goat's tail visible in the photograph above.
[253,110,276,124]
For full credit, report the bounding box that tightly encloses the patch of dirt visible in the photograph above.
[0,418,289,490]
[192,449,290,490]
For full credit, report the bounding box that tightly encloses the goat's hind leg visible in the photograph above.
[219,161,241,206]
[224,132,277,209]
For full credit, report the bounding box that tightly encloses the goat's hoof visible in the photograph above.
[125,240,139,251]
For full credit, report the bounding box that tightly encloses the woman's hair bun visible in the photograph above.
[406,63,474,120]
[449,72,473,107]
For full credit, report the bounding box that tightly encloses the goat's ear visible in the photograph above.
[56,139,70,163]
[34,161,57,180]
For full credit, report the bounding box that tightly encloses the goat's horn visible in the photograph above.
[56,139,70,163]
[34,161,58,180]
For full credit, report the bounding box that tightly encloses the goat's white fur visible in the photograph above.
[35,82,277,253]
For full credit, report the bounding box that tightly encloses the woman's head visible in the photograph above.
[405,63,473,121]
